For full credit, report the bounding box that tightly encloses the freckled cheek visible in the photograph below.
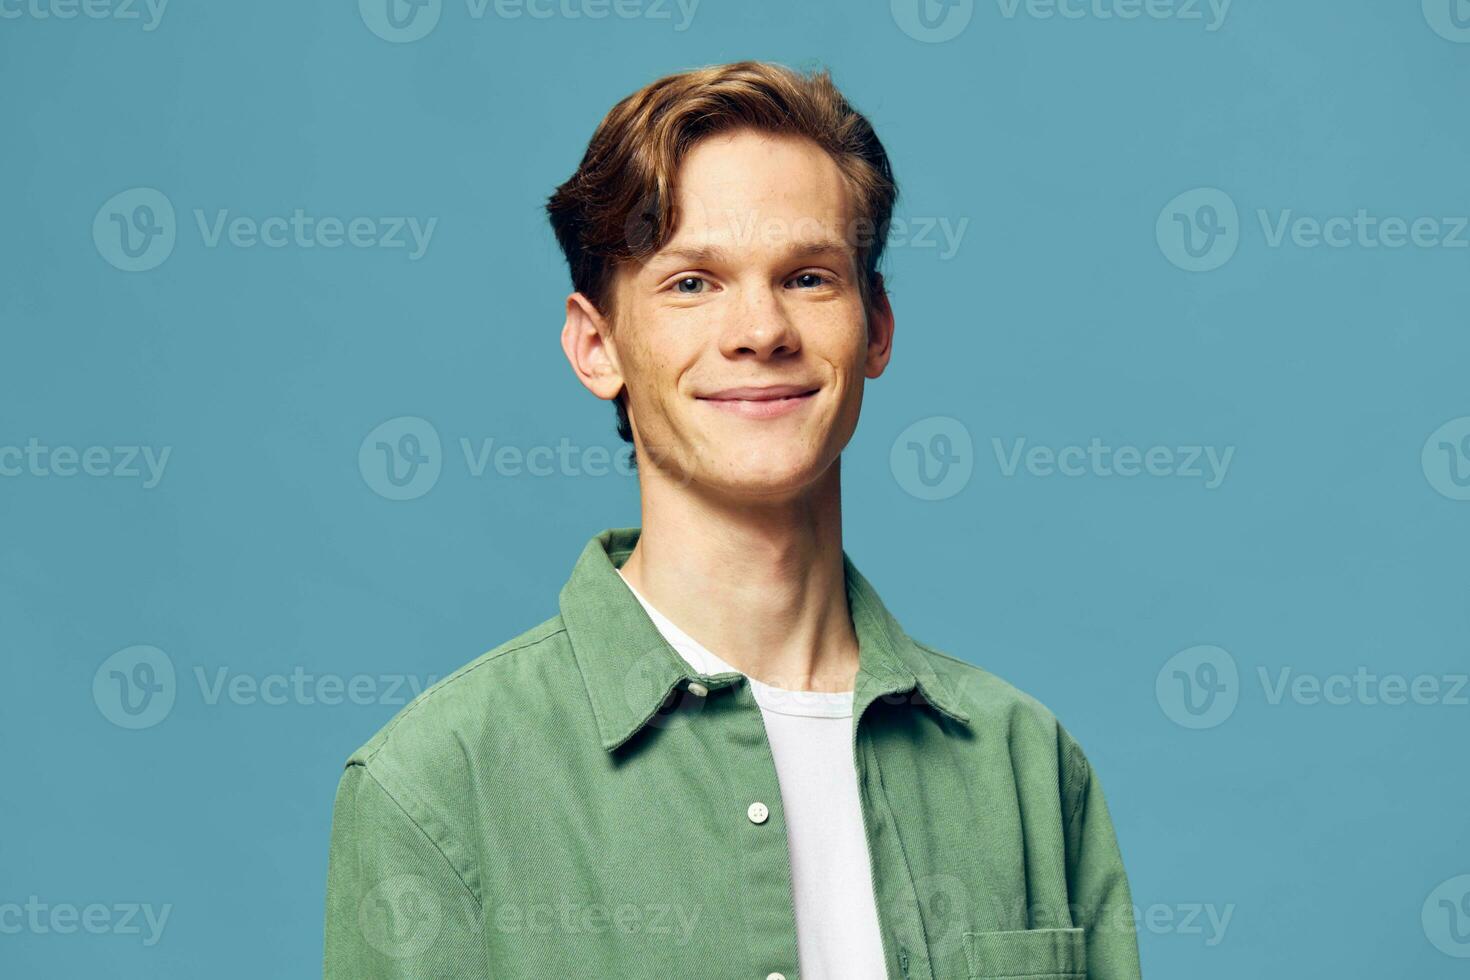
[628,343,699,412]
[800,300,866,340]
[805,321,869,379]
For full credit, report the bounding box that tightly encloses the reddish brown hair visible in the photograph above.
[546,60,899,445]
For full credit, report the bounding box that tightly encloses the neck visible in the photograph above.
[617,456,859,693]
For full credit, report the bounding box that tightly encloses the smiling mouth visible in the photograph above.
[696,388,820,418]
[698,390,818,402]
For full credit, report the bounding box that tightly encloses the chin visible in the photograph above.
[703,448,832,497]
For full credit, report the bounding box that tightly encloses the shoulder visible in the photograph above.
[909,638,1095,783]
[912,639,1058,728]
[344,614,572,778]
[327,615,581,901]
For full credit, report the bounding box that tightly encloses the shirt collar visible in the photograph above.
[558,526,973,752]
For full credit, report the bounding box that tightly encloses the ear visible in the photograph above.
[560,292,625,402]
[863,273,895,380]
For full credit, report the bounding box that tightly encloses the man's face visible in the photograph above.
[602,128,894,499]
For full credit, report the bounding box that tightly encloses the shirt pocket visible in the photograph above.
[963,927,1086,979]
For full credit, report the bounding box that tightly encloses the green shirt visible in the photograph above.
[323,527,1143,980]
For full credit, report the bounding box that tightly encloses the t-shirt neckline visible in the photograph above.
[616,567,854,719]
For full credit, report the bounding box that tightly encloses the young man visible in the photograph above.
[324,62,1142,980]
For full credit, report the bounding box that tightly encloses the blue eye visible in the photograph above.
[790,273,826,289]
[674,277,705,294]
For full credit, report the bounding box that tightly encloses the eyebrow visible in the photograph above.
[649,238,853,269]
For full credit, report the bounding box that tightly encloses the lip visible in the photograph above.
[699,384,819,400]
[696,384,820,419]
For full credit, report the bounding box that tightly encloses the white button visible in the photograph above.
[687,681,709,697]
[766,973,786,980]
[747,801,769,824]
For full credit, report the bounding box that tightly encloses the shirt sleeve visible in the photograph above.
[323,762,486,979]
[1058,728,1143,980]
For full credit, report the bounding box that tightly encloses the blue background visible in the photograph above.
[3,0,1468,976]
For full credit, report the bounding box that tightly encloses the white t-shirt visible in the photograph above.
[617,568,889,980]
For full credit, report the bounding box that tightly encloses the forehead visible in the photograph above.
[665,128,855,248]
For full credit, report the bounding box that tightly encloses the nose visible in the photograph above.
[719,287,801,360]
